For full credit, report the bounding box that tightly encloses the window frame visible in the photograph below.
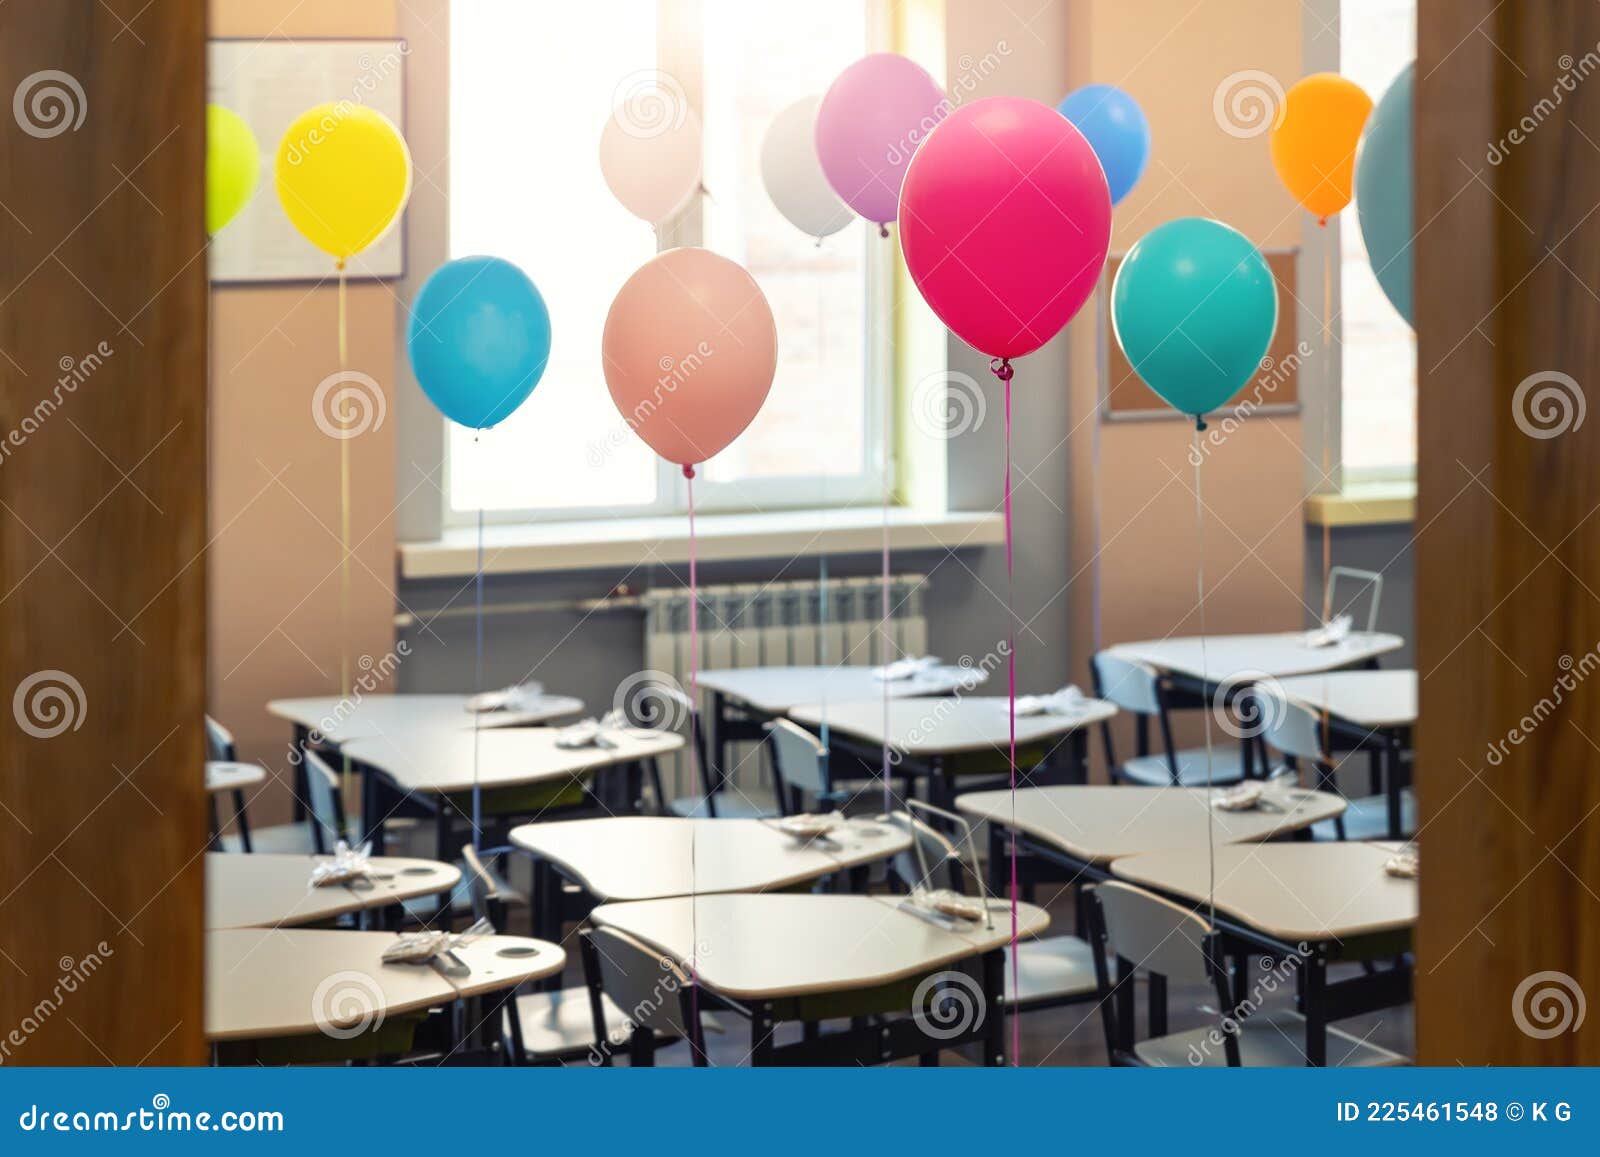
[439,0,897,528]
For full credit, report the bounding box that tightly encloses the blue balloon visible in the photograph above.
[1057,84,1150,206]
[1355,62,1413,327]
[408,256,552,429]
[1111,217,1278,421]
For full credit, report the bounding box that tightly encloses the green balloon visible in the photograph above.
[1111,217,1278,421]
[207,104,260,236]
[1355,62,1414,327]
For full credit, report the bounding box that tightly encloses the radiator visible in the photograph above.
[642,574,930,800]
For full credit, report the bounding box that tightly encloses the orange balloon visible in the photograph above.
[1269,73,1373,223]
[602,248,777,469]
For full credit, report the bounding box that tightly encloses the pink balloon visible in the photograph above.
[815,53,947,227]
[900,97,1112,359]
[602,248,778,468]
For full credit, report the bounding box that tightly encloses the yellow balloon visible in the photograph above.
[206,104,260,235]
[1268,73,1372,224]
[275,103,411,263]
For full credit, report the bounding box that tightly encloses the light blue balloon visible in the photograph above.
[1356,62,1414,327]
[1111,217,1278,421]
[1057,84,1150,206]
[408,256,552,429]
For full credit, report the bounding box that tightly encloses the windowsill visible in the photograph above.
[398,507,1006,579]
[1304,479,1417,527]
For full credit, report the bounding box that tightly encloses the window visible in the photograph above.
[447,1,888,523]
[1339,0,1417,480]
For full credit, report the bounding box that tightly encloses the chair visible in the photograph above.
[204,716,257,853]
[1085,881,1405,1067]
[580,925,708,1066]
[204,715,236,761]
[647,685,779,819]
[766,717,845,815]
[1091,652,1247,787]
[884,805,1099,1012]
[1325,566,1384,632]
[1254,683,1415,840]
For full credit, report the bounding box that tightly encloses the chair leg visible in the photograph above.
[231,789,253,853]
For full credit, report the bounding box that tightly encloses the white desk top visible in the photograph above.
[267,692,584,745]
[591,893,1048,1001]
[205,929,564,1041]
[205,853,461,930]
[1108,632,1404,684]
[955,785,1347,865]
[205,761,265,795]
[1276,669,1417,728]
[694,665,981,714]
[1111,841,1418,943]
[787,696,1116,757]
[340,724,682,794]
[509,816,911,902]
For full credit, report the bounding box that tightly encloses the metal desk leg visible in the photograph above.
[983,949,1008,1066]
[1071,729,1089,785]
[1304,954,1328,1066]
[710,691,728,796]
[291,725,310,822]
[1385,732,1403,840]
[231,788,253,853]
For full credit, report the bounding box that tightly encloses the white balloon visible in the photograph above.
[761,96,852,241]
[599,77,702,227]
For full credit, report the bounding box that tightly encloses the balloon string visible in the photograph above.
[471,444,484,849]
[991,355,1018,1067]
[1320,228,1334,770]
[1192,422,1217,930]
[337,262,353,830]
[684,462,701,1056]
[880,326,892,815]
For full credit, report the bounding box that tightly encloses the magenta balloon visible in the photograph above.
[815,53,947,226]
[900,97,1113,360]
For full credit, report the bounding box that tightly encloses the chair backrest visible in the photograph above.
[204,715,236,762]
[301,749,348,852]
[1091,652,1162,716]
[1325,566,1383,632]
[628,682,714,798]
[1256,683,1325,763]
[585,925,693,1038]
[883,810,965,894]
[459,843,500,925]
[766,718,829,800]
[1092,881,1213,984]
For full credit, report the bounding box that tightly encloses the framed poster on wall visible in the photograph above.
[207,38,408,284]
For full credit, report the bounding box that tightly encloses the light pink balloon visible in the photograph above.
[602,248,778,468]
[815,53,947,228]
[899,97,1112,360]
[599,107,703,226]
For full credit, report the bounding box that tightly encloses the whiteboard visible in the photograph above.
[207,39,408,283]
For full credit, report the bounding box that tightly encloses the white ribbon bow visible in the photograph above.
[309,839,373,887]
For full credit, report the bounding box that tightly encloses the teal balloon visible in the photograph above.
[1111,217,1277,420]
[1356,62,1413,327]
[408,256,552,429]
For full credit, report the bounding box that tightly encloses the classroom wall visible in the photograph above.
[1063,0,1315,758]
[207,0,403,816]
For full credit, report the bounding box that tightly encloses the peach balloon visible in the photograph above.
[602,248,778,468]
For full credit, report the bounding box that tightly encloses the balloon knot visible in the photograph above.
[878,223,889,239]
[335,258,346,271]
[990,357,1014,383]
[1195,415,1208,432]
[682,464,696,480]
[1316,217,1328,229]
